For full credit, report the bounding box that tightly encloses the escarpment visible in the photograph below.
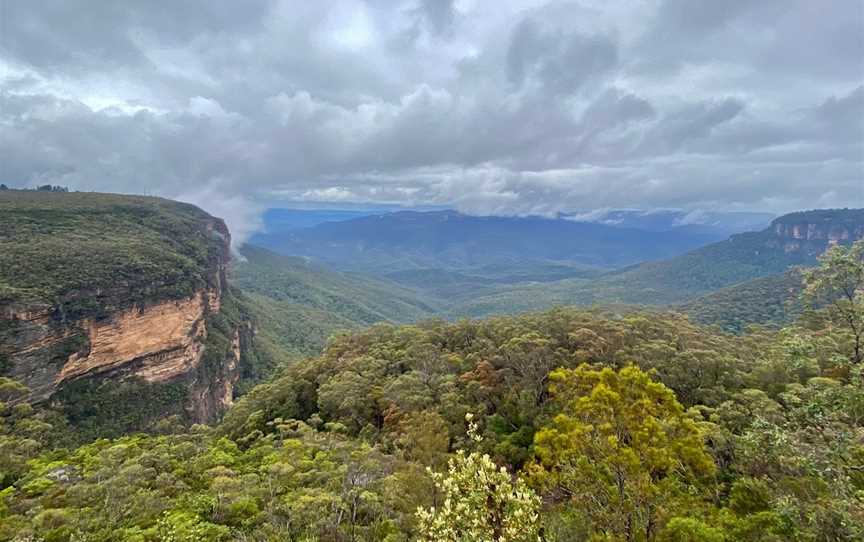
[769,208,864,253]
[0,191,255,429]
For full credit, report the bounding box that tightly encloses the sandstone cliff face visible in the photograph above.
[773,222,864,243]
[770,213,864,255]
[0,217,247,424]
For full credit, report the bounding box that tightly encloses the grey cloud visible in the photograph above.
[414,0,457,35]
[809,86,864,141]
[506,14,618,94]
[635,0,864,82]
[0,0,275,71]
[0,0,862,240]
[640,98,745,155]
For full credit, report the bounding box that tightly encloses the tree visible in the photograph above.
[530,365,715,542]
[416,414,541,542]
[317,369,380,432]
[34,184,68,192]
[803,240,864,364]
[657,517,723,542]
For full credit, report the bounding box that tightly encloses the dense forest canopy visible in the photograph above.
[2,241,863,541]
[0,191,227,314]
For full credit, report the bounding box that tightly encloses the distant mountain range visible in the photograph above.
[250,210,727,280]
[245,207,864,328]
[448,208,864,317]
[259,208,380,231]
[562,209,774,236]
[259,207,774,236]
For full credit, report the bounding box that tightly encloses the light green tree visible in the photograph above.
[530,365,715,542]
[803,239,864,364]
[416,414,541,542]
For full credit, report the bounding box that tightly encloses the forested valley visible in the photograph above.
[3,241,863,541]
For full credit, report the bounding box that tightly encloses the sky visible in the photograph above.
[1,0,862,241]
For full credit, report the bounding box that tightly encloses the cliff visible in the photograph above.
[769,208,864,252]
[713,208,864,273]
[0,191,254,431]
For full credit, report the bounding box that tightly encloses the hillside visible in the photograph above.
[1,196,859,424]
[1,196,862,540]
[449,208,864,316]
[677,270,805,332]
[232,245,441,358]
[0,191,260,436]
[588,208,864,302]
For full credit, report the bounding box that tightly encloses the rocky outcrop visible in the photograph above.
[768,209,864,255]
[0,216,248,425]
[59,292,211,384]
[773,222,864,243]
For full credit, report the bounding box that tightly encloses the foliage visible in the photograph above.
[1,424,419,541]
[0,190,228,315]
[2,298,862,539]
[52,377,189,441]
[803,239,864,363]
[0,379,67,489]
[233,245,440,326]
[231,245,441,360]
[2,232,864,540]
[220,308,747,465]
[679,270,804,333]
[416,414,541,542]
[530,365,715,541]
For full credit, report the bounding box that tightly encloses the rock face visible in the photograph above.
[0,212,248,425]
[773,222,858,242]
[769,209,864,255]
[57,293,210,384]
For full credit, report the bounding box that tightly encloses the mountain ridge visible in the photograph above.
[446,208,864,317]
[250,209,727,288]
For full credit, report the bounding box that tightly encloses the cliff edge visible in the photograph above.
[0,191,253,431]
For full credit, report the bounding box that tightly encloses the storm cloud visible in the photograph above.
[1,0,862,240]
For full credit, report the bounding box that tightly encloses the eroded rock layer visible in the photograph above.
[0,210,248,425]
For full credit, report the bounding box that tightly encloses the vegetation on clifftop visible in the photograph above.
[0,191,228,317]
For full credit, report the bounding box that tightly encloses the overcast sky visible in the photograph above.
[1,0,862,240]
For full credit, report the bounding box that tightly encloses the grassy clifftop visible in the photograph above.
[0,191,229,318]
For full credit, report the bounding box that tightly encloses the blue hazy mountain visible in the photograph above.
[259,209,380,231]
[448,208,864,317]
[250,210,725,284]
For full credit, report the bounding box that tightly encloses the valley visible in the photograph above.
[249,205,863,326]
[1,191,863,540]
